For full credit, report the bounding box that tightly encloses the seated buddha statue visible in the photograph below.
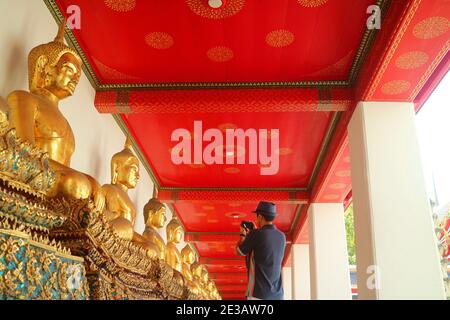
[181,244,201,295]
[101,138,158,258]
[200,267,212,299]
[207,280,216,300]
[165,217,185,286]
[191,263,209,299]
[6,20,104,210]
[142,198,167,260]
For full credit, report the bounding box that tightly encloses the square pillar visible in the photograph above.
[348,101,446,300]
[291,244,311,300]
[282,267,292,300]
[308,203,352,299]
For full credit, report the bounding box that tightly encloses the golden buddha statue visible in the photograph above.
[165,217,184,272]
[6,20,104,210]
[181,244,201,295]
[207,280,216,300]
[191,263,210,299]
[200,267,211,299]
[191,262,206,299]
[165,217,186,286]
[142,198,167,260]
[101,138,158,258]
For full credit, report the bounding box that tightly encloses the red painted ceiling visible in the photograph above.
[57,0,374,85]
[123,112,332,188]
[49,0,450,300]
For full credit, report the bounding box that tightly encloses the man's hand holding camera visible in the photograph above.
[238,221,254,245]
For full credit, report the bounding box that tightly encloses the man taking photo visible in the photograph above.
[236,201,286,300]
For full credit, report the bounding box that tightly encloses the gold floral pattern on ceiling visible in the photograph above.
[323,194,339,200]
[413,16,450,40]
[381,80,411,95]
[395,51,429,70]
[186,0,245,19]
[265,29,295,48]
[276,148,294,156]
[207,46,234,62]
[92,57,141,81]
[189,163,206,169]
[329,183,346,190]
[224,167,240,174]
[297,0,328,8]
[145,32,174,49]
[335,170,351,177]
[104,0,136,12]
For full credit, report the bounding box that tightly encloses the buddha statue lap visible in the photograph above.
[142,198,167,260]
[6,21,104,210]
[101,138,159,258]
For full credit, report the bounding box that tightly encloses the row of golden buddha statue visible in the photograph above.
[0,20,220,300]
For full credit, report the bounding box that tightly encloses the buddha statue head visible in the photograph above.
[166,217,184,244]
[111,137,140,190]
[28,20,82,99]
[143,198,167,229]
[181,244,196,265]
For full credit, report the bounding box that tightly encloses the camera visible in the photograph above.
[240,221,254,232]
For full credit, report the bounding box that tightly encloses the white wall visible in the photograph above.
[308,203,352,300]
[291,243,311,300]
[282,267,292,300]
[0,0,184,247]
[348,101,446,299]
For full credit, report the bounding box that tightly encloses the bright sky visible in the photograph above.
[416,71,450,215]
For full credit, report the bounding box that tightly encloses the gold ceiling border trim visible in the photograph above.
[44,0,390,90]
[307,111,341,191]
[347,0,392,86]
[186,232,241,235]
[288,204,304,237]
[98,80,348,91]
[159,187,308,192]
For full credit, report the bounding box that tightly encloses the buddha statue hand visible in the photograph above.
[89,176,106,212]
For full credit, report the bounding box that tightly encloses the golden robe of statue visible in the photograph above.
[6,21,104,210]
[142,198,167,260]
[101,138,159,258]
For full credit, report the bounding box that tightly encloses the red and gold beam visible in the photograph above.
[95,88,353,114]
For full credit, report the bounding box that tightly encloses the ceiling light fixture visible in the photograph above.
[208,0,224,9]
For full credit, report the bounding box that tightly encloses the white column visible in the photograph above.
[308,203,352,300]
[282,267,292,300]
[348,101,446,300]
[291,244,311,300]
